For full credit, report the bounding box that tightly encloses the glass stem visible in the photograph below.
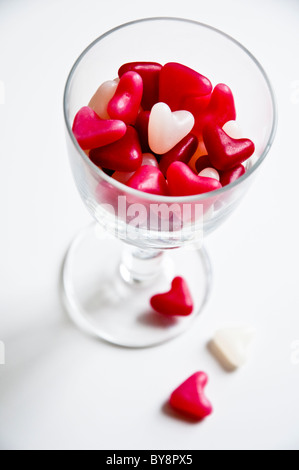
[120,244,164,285]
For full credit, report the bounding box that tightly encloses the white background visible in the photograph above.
[0,0,299,451]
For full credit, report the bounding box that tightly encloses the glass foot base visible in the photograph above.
[62,224,212,348]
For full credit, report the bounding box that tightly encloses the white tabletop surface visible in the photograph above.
[0,0,299,451]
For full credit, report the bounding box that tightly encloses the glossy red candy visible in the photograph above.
[107,71,143,125]
[159,62,212,111]
[167,161,222,197]
[220,164,246,186]
[150,277,194,316]
[195,155,213,174]
[134,111,151,153]
[118,62,162,111]
[159,134,198,176]
[203,123,255,171]
[72,106,126,150]
[127,165,169,196]
[183,84,236,136]
[169,372,213,420]
[89,126,142,172]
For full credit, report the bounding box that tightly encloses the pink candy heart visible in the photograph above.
[118,62,162,111]
[127,165,169,196]
[108,71,143,125]
[72,106,126,150]
[170,372,213,420]
[167,161,222,197]
[159,62,212,111]
[203,123,255,171]
[159,134,198,176]
[89,126,142,172]
[150,277,194,316]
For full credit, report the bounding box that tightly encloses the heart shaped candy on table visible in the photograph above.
[108,71,143,125]
[211,326,256,370]
[119,62,162,111]
[169,372,213,420]
[89,126,142,172]
[159,62,212,111]
[127,165,169,196]
[148,103,195,155]
[220,164,245,187]
[182,83,236,137]
[72,106,127,150]
[150,277,194,316]
[88,79,119,119]
[167,161,222,197]
[159,133,198,176]
[203,123,255,171]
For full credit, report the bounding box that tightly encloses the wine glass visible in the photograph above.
[63,17,277,348]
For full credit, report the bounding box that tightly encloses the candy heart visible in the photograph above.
[167,162,222,197]
[195,155,213,174]
[88,79,119,119]
[72,106,127,150]
[169,372,213,420]
[183,83,236,137]
[127,165,169,196]
[134,111,151,152]
[211,326,256,370]
[150,277,194,316]
[148,103,195,155]
[223,120,243,139]
[112,153,159,184]
[199,167,220,181]
[118,62,162,110]
[203,123,255,171]
[108,71,143,125]
[220,164,245,187]
[89,126,142,172]
[159,62,212,111]
[159,133,198,176]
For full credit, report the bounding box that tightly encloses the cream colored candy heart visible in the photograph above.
[88,78,119,119]
[198,167,220,181]
[148,102,195,155]
[211,326,256,370]
[223,120,243,139]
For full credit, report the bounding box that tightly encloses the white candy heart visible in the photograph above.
[223,120,243,139]
[148,102,195,155]
[198,167,220,181]
[211,326,255,370]
[88,78,119,119]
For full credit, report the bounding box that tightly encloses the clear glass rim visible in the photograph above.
[63,16,278,204]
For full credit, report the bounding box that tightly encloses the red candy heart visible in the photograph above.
[107,71,143,125]
[89,126,142,172]
[159,134,198,177]
[127,165,169,196]
[183,83,236,137]
[203,123,255,171]
[169,372,213,420]
[159,62,212,111]
[167,161,222,197]
[220,164,246,186]
[195,155,213,174]
[150,277,194,316]
[72,106,127,150]
[119,62,162,111]
[134,111,151,153]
